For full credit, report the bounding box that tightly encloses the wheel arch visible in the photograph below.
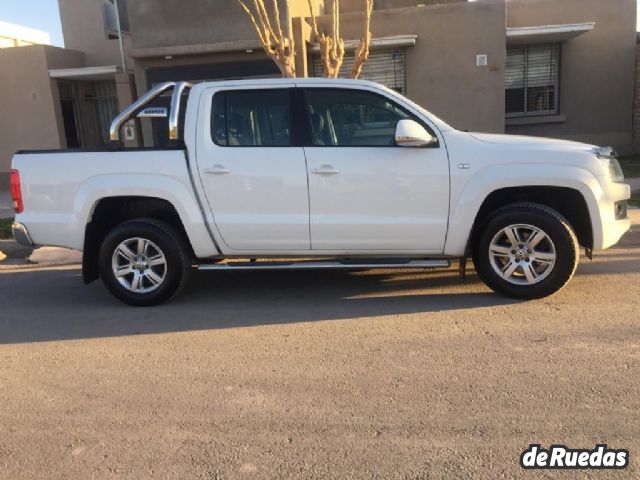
[467,186,593,254]
[83,196,195,284]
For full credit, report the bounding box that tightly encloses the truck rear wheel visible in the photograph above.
[98,219,191,306]
[472,203,580,299]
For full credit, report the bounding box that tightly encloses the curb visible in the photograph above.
[28,247,82,266]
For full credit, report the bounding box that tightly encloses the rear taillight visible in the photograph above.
[9,169,23,214]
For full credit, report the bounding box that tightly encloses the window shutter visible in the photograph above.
[505,43,560,117]
[312,48,406,95]
[527,44,559,88]
[505,46,525,90]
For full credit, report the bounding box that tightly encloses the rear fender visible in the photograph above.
[75,174,219,258]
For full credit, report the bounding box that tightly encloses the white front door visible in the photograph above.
[303,88,450,252]
[195,87,310,251]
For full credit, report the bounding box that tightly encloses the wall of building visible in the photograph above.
[314,0,506,132]
[633,42,640,152]
[0,46,84,177]
[128,0,280,50]
[126,0,323,58]
[58,0,133,69]
[49,0,635,154]
[289,0,324,20]
[125,0,505,142]
[506,0,636,151]
[0,20,51,48]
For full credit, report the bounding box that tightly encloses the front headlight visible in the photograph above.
[607,157,625,183]
[594,146,625,183]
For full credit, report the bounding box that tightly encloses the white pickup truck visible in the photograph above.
[10,79,631,306]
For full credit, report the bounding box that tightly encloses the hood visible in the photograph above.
[467,132,597,152]
[456,131,610,179]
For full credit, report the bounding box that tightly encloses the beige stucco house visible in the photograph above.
[0,0,636,185]
[0,20,51,48]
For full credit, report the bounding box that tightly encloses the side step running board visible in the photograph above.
[197,259,450,271]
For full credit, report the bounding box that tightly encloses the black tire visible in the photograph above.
[98,219,191,306]
[472,203,580,300]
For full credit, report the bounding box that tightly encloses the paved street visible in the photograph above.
[0,225,639,479]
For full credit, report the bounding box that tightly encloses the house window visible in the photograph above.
[104,0,129,39]
[505,43,560,117]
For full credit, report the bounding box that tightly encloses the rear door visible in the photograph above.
[302,87,450,252]
[195,86,310,251]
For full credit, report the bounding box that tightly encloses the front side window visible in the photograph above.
[304,89,415,147]
[211,89,291,146]
[505,43,560,117]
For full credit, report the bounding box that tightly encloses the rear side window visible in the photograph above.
[211,89,291,146]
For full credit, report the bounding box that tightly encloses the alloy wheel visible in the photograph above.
[488,223,556,286]
[111,237,167,294]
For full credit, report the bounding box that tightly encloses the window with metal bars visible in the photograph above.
[505,43,560,117]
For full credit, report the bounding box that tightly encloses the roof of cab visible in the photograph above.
[190,77,388,93]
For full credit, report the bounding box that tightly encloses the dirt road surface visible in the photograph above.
[0,226,638,479]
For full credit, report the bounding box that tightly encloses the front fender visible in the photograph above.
[444,164,603,256]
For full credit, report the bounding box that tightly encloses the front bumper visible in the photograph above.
[595,180,631,250]
[12,222,34,247]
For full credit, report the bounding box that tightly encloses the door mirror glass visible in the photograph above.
[395,119,437,147]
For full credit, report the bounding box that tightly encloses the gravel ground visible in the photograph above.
[0,222,638,479]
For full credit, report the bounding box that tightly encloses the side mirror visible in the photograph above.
[395,119,437,147]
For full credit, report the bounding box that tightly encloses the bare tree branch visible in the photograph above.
[271,0,284,40]
[238,0,373,79]
[236,0,296,78]
[307,0,320,38]
[308,0,345,78]
[237,0,269,47]
[351,0,373,79]
[254,0,276,40]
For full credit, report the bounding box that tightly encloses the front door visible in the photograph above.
[195,87,310,251]
[302,87,450,252]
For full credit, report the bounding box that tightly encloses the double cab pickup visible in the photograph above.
[10,79,631,306]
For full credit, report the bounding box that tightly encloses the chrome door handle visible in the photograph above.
[204,164,230,175]
[311,165,340,175]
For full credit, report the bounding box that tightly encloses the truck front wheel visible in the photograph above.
[98,219,191,306]
[472,203,580,299]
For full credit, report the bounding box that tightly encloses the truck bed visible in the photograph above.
[11,147,202,251]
